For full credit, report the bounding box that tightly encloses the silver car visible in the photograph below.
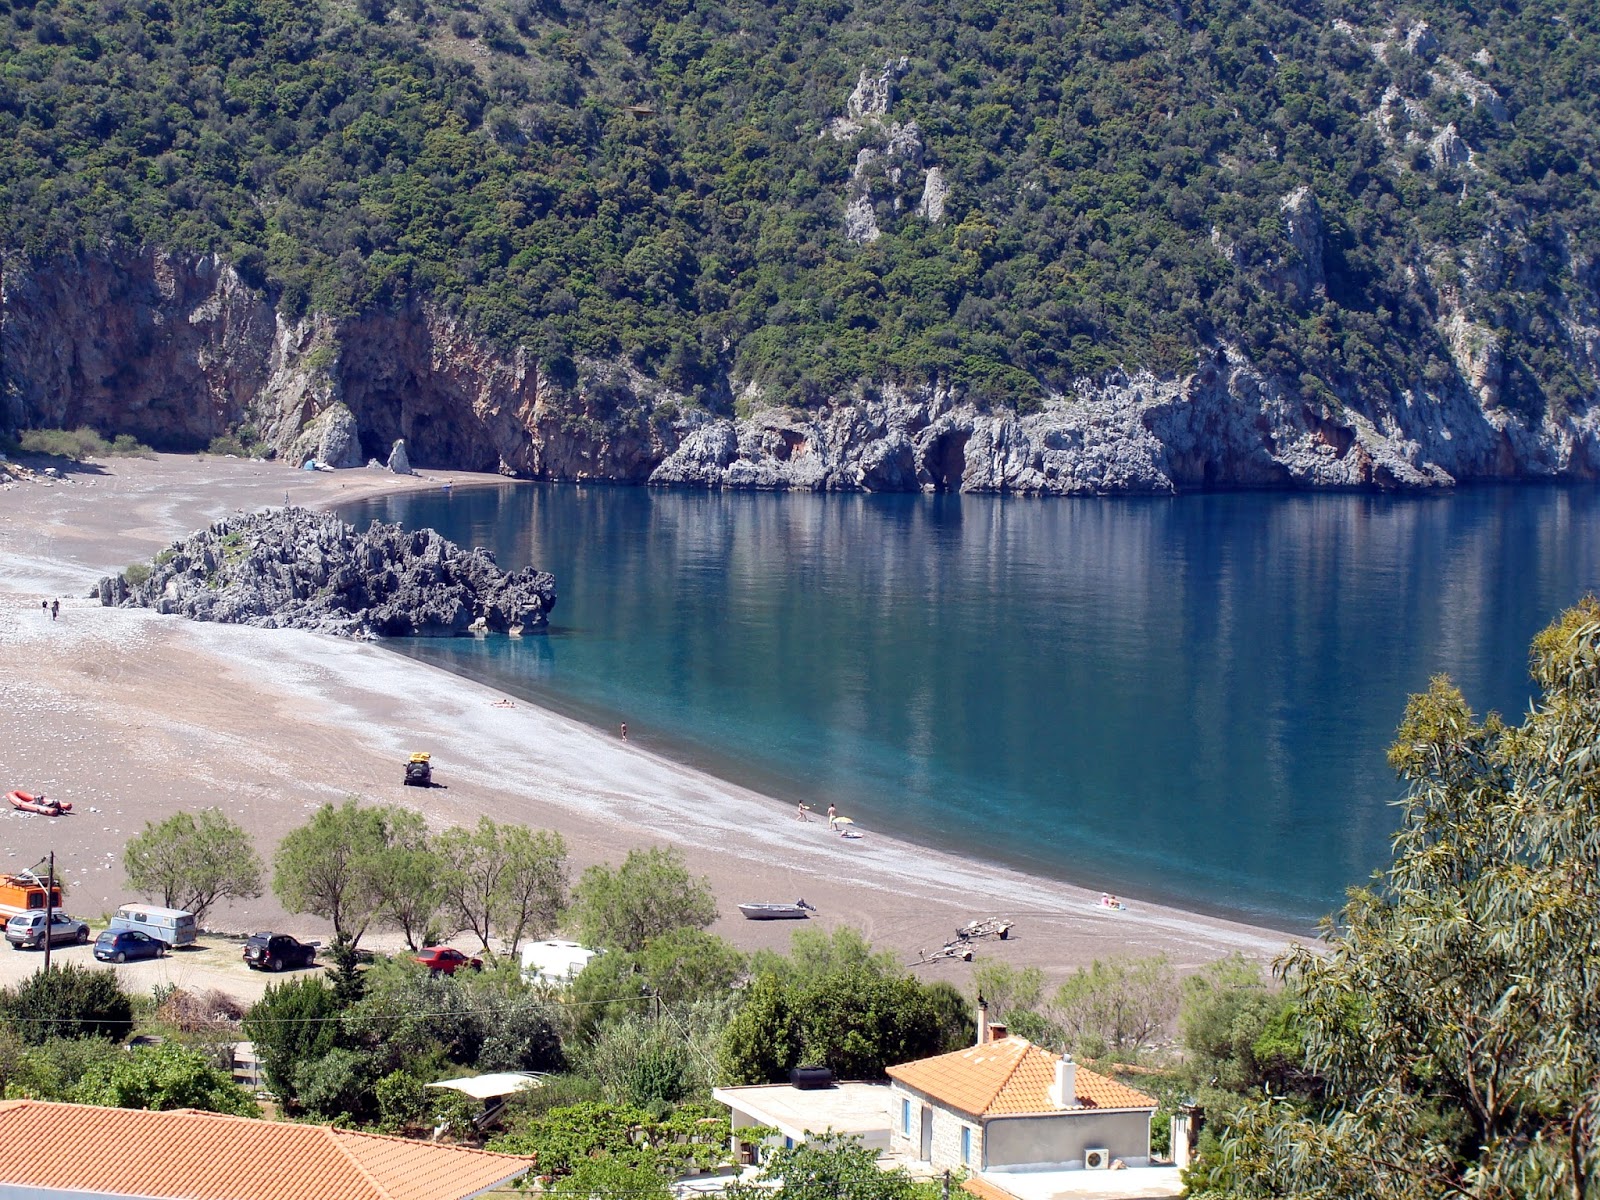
[5,910,90,949]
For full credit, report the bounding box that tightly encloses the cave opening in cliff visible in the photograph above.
[924,430,970,492]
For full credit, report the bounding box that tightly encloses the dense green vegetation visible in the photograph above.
[2,0,1597,414]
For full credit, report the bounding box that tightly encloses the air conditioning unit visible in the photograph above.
[1084,1147,1111,1171]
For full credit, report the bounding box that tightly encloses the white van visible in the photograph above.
[109,904,197,948]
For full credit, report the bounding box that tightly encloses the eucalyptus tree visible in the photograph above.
[1193,600,1600,1200]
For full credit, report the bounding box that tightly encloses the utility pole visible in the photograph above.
[41,851,55,972]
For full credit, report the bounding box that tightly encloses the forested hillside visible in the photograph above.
[2,0,1598,481]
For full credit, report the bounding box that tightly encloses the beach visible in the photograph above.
[0,453,1304,993]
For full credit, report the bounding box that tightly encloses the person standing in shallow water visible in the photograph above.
[620,722,628,741]
[827,803,837,831]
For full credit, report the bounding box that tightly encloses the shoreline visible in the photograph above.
[0,453,1304,984]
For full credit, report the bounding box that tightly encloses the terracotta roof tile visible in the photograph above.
[886,1036,1157,1118]
[0,1100,533,1200]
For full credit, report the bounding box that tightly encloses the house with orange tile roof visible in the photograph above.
[0,1099,534,1200]
[884,1022,1158,1176]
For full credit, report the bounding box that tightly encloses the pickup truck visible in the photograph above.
[243,932,319,972]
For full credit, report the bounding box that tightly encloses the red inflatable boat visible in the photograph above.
[7,791,71,816]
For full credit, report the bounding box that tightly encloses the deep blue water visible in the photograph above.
[341,484,1600,930]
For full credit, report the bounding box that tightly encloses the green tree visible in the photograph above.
[1193,601,1600,1199]
[489,1102,729,1178]
[123,809,263,925]
[294,1046,381,1122]
[567,847,716,952]
[1177,954,1292,1094]
[240,975,343,1103]
[1053,955,1177,1059]
[720,961,954,1084]
[718,973,800,1086]
[370,808,445,951]
[73,1042,258,1115]
[0,964,133,1044]
[971,961,1046,1022]
[273,799,400,946]
[438,818,567,954]
[751,926,900,986]
[550,1159,672,1199]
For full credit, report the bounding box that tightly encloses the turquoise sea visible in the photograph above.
[341,484,1600,930]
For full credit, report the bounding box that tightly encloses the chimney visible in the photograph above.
[1051,1055,1078,1108]
[987,1023,1008,1042]
[976,994,989,1047]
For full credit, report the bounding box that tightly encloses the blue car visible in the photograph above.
[94,929,165,963]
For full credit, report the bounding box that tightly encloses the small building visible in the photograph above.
[712,1080,893,1163]
[520,938,600,985]
[886,1032,1158,1175]
[0,1099,535,1200]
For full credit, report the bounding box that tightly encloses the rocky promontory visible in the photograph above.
[96,509,556,638]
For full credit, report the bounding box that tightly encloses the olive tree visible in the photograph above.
[1192,600,1600,1200]
[123,809,263,925]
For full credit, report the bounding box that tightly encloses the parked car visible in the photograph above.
[415,947,483,977]
[5,911,90,950]
[243,932,318,972]
[94,929,166,963]
[108,905,197,948]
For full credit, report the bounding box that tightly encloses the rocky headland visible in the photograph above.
[96,508,556,638]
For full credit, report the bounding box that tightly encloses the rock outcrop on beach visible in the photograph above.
[96,509,556,637]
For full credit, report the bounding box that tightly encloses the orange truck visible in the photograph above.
[0,871,64,920]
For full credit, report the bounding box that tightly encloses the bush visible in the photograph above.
[294,1046,380,1121]
[73,1041,258,1115]
[0,964,134,1044]
[16,427,152,460]
[123,561,152,586]
[0,1034,122,1099]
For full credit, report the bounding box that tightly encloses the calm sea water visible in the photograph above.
[341,484,1600,929]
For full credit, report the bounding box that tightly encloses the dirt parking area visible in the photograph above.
[0,932,293,1005]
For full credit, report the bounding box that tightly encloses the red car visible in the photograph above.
[415,946,483,976]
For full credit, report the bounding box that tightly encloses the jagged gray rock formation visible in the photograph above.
[650,352,1599,493]
[3,248,1597,494]
[96,509,556,637]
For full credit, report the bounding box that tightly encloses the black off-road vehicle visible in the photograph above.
[243,932,318,972]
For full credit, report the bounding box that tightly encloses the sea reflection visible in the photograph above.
[345,484,1600,926]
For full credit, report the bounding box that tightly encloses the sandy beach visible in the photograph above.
[0,453,1304,995]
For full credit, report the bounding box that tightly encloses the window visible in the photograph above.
[901,1099,911,1135]
[961,1126,972,1165]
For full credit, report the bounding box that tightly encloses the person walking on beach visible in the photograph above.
[620,722,628,741]
[50,599,59,621]
[41,600,49,617]
[796,801,810,822]
[826,803,837,831]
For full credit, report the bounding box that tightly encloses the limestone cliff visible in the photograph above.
[2,250,1596,493]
